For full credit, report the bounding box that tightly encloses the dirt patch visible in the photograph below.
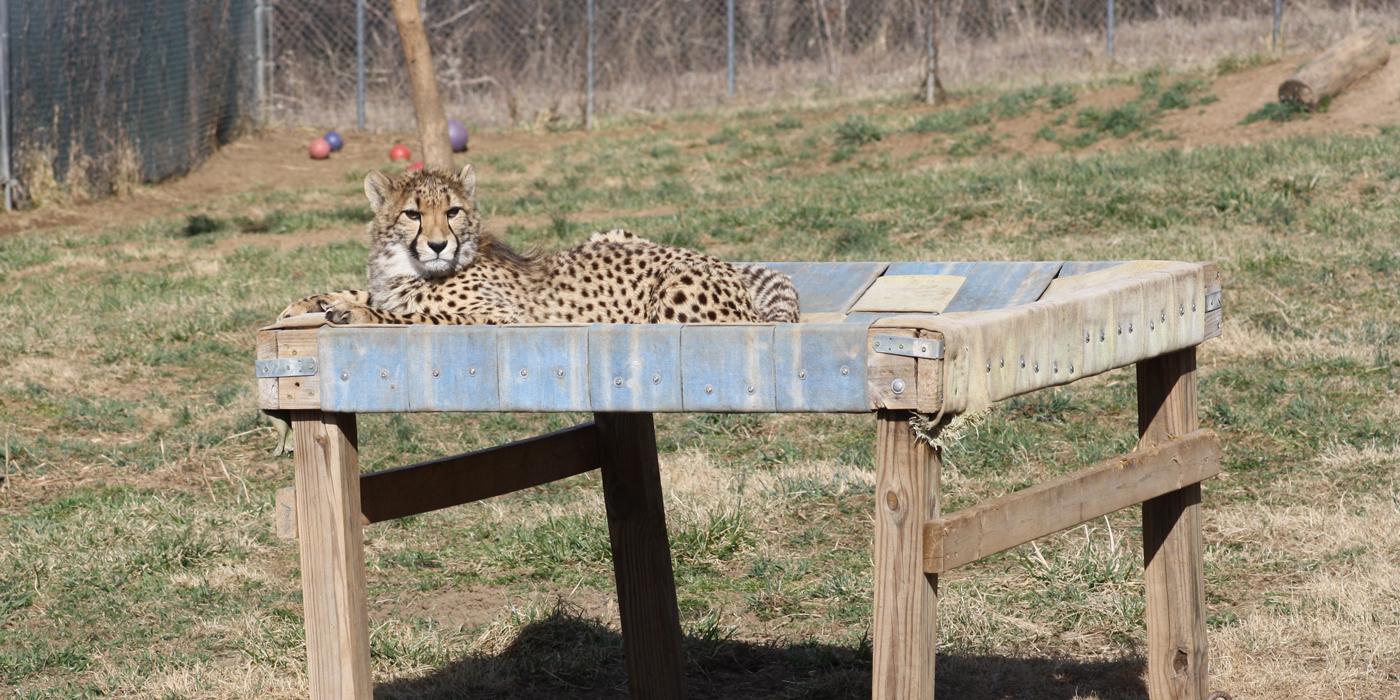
[0,127,582,239]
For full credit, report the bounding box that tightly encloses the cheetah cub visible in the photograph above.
[279,165,799,325]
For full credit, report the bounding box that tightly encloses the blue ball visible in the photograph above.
[447,120,469,152]
[324,131,344,152]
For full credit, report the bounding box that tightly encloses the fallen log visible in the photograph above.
[1279,27,1390,110]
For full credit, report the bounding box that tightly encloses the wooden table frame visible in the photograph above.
[262,260,1225,699]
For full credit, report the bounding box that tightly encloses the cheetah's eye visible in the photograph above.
[402,210,421,221]
[446,207,463,218]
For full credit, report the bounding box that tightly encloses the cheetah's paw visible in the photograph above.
[324,301,383,325]
[278,294,336,320]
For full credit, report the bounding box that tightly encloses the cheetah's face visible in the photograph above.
[363,164,480,279]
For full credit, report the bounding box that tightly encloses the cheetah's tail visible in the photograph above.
[736,264,800,323]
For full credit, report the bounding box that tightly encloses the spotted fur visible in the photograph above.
[279,165,799,326]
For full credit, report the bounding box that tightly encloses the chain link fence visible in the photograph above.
[2,1,1398,207]
[3,0,261,208]
[265,0,1400,133]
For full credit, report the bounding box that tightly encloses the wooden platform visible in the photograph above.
[258,260,1221,415]
[258,259,1227,699]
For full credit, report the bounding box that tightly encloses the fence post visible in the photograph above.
[586,0,595,130]
[254,0,266,123]
[726,0,735,97]
[356,0,366,130]
[266,1,275,111]
[1106,0,1116,59]
[924,0,942,105]
[1273,0,1284,51]
[0,0,11,211]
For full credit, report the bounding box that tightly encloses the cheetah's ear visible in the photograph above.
[456,164,477,206]
[364,171,392,213]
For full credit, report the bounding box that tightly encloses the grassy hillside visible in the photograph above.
[1,76,1397,698]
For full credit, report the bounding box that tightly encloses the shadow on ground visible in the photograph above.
[375,608,1147,699]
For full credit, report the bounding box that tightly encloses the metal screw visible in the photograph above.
[1192,301,1198,312]
[1068,363,1075,374]
[555,368,565,378]
[613,377,624,387]
[468,367,477,376]
[1128,322,1134,333]
[985,362,992,373]
[873,340,882,349]
[1084,332,1091,344]
[520,368,528,378]
[891,378,906,395]
[431,368,440,378]
[797,369,807,380]
[651,373,662,385]
[1179,304,1185,317]
[1019,357,1026,368]
[1161,310,1167,322]
[379,369,388,379]
[1149,320,1156,331]
[340,371,349,381]
[746,384,755,394]
[1053,362,1059,374]
[999,358,1005,368]
[1033,362,1040,373]
[840,366,850,376]
[704,384,714,394]
[1099,329,1106,342]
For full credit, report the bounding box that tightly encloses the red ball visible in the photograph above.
[308,137,331,160]
[389,144,411,161]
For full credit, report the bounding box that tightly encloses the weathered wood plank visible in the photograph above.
[850,274,965,313]
[882,260,1064,312]
[276,330,321,409]
[866,328,920,410]
[680,325,775,411]
[594,413,686,699]
[755,261,888,315]
[319,327,409,412]
[257,330,279,409]
[406,325,500,411]
[588,324,683,411]
[360,423,598,523]
[291,411,371,700]
[872,410,939,699]
[1056,260,1125,277]
[1203,263,1223,340]
[497,325,591,411]
[274,424,600,536]
[773,322,869,412]
[1138,348,1210,699]
[923,429,1220,574]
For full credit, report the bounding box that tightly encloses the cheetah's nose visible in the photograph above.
[427,240,448,255]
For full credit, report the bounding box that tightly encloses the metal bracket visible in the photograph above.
[1204,290,1222,313]
[871,334,943,359]
[256,357,318,378]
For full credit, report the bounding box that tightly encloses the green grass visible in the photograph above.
[1241,99,1319,125]
[1,83,1398,697]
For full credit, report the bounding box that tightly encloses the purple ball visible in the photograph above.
[447,120,469,152]
[324,130,344,152]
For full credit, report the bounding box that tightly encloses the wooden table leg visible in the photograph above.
[292,411,372,700]
[594,412,686,699]
[872,409,939,699]
[1137,349,1209,699]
